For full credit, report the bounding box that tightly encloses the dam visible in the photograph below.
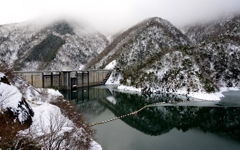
[14,70,112,90]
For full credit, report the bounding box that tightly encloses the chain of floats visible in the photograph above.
[88,99,216,127]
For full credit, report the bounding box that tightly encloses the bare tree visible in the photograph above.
[17,110,91,150]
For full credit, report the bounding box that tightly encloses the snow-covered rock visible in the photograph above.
[0,73,34,123]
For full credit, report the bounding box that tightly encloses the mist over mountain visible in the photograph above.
[0,19,108,71]
[0,14,239,93]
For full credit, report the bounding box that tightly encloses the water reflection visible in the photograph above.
[60,87,111,116]
[219,91,240,107]
[60,87,240,142]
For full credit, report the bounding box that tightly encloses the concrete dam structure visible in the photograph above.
[14,70,112,90]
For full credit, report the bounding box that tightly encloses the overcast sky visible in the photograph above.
[1,0,240,34]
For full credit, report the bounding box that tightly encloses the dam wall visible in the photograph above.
[14,70,112,90]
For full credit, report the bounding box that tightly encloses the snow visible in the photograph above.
[104,65,237,101]
[0,72,4,78]
[0,82,22,112]
[0,20,108,71]
[118,85,142,93]
[29,103,63,132]
[106,96,117,105]
[104,60,116,69]
[105,71,122,85]
[117,84,240,101]
[20,101,102,150]
[90,140,103,150]
[1,73,102,150]
[189,92,223,101]
[19,102,102,149]
[45,88,63,97]
[23,88,102,149]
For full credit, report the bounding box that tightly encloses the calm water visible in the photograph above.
[60,86,240,150]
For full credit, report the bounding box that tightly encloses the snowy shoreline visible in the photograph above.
[104,63,239,101]
[117,84,240,101]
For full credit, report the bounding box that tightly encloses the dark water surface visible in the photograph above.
[60,86,240,150]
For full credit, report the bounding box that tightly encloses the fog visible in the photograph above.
[1,0,240,34]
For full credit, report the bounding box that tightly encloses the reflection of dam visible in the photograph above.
[61,87,111,102]
[60,87,112,115]
[61,87,240,142]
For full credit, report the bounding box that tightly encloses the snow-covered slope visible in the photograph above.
[85,17,190,69]
[0,19,108,71]
[0,72,102,149]
[86,16,240,95]
[0,72,34,123]
[185,14,240,89]
[86,17,217,94]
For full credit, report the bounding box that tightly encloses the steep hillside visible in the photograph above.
[86,16,240,94]
[0,70,101,149]
[86,17,221,94]
[85,17,190,69]
[0,19,108,71]
[186,14,240,89]
[186,15,240,44]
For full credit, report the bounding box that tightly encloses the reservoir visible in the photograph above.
[60,86,240,150]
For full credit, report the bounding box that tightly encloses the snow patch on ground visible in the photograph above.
[117,84,240,101]
[1,72,102,149]
[104,60,116,69]
[90,140,103,150]
[45,88,63,97]
[118,85,142,93]
[19,102,102,150]
[0,82,22,111]
[106,96,116,105]
[189,92,223,101]
[105,71,122,85]
[0,72,4,78]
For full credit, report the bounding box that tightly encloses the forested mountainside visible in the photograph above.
[85,17,190,69]
[0,20,108,71]
[86,15,240,94]
[185,15,240,89]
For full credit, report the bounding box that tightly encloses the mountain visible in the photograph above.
[85,15,240,94]
[85,17,190,69]
[85,17,219,93]
[0,19,108,71]
[185,14,240,89]
[1,15,239,94]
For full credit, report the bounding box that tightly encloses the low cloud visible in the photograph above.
[1,0,240,34]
